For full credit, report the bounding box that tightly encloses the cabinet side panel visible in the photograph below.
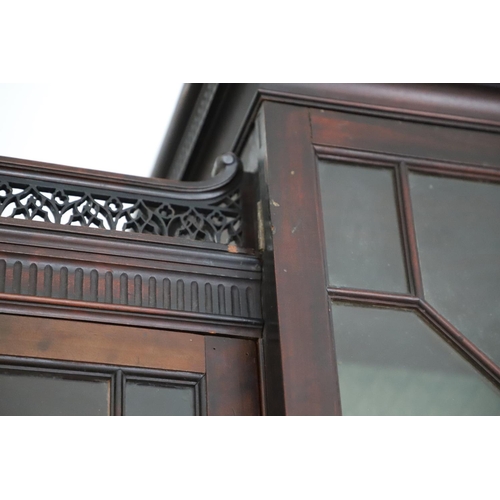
[205,336,260,416]
[262,103,341,415]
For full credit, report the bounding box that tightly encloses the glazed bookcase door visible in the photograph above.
[315,109,500,415]
[261,101,500,415]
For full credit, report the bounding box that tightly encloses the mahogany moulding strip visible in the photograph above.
[310,109,500,167]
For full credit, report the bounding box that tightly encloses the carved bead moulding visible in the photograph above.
[0,221,262,329]
[0,153,244,246]
[0,256,260,320]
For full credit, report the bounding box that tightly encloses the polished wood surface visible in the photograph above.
[205,336,260,416]
[0,215,263,338]
[0,312,263,415]
[259,84,500,129]
[0,314,205,373]
[310,108,500,166]
[261,102,341,415]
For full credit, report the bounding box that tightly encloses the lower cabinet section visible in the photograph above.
[0,314,261,416]
[0,359,204,416]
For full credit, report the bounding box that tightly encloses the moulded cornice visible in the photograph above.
[155,83,500,181]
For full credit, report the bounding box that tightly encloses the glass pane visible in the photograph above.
[332,304,500,415]
[0,370,110,416]
[410,173,500,365]
[318,161,408,293]
[124,380,196,416]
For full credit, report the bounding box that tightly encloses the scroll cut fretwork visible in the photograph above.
[0,154,243,245]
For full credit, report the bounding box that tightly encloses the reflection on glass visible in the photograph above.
[124,380,196,416]
[332,304,500,415]
[410,173,500,365]
[318,161,407,293]
[0,370,110,416]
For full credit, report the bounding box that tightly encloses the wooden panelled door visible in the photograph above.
[261,101,500,415]
[0,314,260,416]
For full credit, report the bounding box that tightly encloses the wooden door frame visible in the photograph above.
[260,102,342,415]
[258,101,500,415]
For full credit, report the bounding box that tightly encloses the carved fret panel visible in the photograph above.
[0,180,242,245]
[0,153,246,246]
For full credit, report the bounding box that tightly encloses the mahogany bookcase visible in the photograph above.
[2,84,500,415]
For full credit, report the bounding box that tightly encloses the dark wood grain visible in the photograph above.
[395,163,424,298]
[0,313,205,373]
[0,213,263,338]
[205,336,260,416]
[0,293,262,338]
[243,110,285,415]
[258,84,500,131]
[0,221,261,318]
[328,287,420,308]
[261,102,341,415]
[114,369,124,417]
[0,153,240,198]
[311,109,500,167]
